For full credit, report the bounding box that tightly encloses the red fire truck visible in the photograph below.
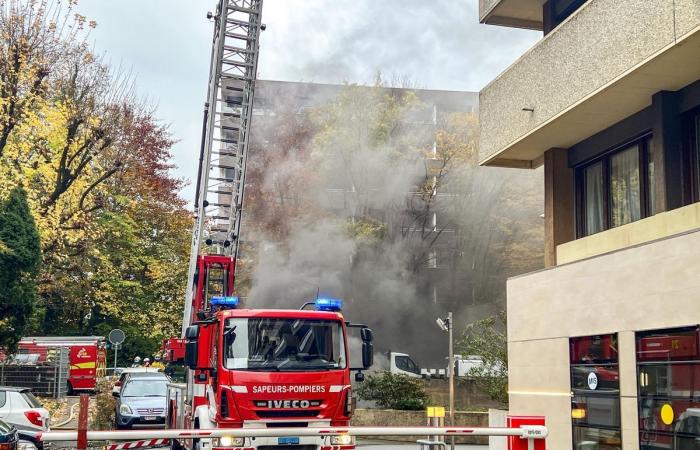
[165,1,373,448]
[17,336,107,394]
[167,255,373,450]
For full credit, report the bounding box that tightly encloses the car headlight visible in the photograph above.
[330,435,354,445]
[119,404,133,415]
[219,436,244,447]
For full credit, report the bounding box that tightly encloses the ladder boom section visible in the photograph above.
[182,0,264,335]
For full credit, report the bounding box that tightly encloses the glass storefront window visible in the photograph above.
[571,334,622,450]
[637,326,700,450]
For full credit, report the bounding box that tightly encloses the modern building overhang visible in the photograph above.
[483,31,700,168]
[478,0,700,169]
[479,0,544,30]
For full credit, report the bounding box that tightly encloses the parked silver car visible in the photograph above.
[111,367,161,396]
[0,388,49,432]
[113,373,168,429]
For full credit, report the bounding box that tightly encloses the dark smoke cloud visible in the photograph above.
[243,82,543,367]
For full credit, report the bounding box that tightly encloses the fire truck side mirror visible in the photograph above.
[362,341,373,369]
[185,325,199,370]
[360,327,373,342]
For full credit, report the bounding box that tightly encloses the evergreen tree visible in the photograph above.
[0,186,41,351]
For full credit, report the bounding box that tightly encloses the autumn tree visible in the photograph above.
[0,1,190,358]
[0,186,41,351]
[310,81,421,222]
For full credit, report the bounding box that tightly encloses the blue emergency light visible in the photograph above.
[210,296,240,309]
[314,298,343,312]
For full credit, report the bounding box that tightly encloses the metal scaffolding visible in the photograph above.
[182,0,264,334]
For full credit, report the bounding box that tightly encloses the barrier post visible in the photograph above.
[507,416,546,450]
[77,393,89,450]
[417,407,446,450]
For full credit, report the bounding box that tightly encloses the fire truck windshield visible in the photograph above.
[223,318,346,371]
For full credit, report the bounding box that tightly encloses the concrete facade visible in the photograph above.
[479,0,700,167]
[508,229,700,449]
[476,0,700,448]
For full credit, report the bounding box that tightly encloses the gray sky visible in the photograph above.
[77,0,540,205]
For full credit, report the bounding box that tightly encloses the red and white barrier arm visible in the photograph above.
[106,439,170,450]
[38,426,548,442]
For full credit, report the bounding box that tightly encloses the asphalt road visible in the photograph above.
[358,440,487,450]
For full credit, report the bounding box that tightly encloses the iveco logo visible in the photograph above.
[266,400,310,409]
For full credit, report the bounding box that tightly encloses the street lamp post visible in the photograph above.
[447,312,454,428]
[436,312,455,450]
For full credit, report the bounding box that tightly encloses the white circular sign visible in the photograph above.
[108,329,126,345]
[587,372,598,390]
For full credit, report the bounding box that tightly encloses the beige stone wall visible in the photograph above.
[478,0,700,164]
[557,203,700,264]
[350,409,488,444]
[507,228,700,450]
[424,378,504,411]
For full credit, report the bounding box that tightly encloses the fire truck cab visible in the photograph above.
[168,297,373,450]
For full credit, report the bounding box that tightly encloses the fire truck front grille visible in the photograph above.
[260,446,317,450]
[265,422,308,428]
[255,410,321,419]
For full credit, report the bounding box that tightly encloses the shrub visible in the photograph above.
[355,371,428,410]
[456,312,508,405]
[90,379,116,430]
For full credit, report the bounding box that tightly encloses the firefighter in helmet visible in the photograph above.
[151,354,166,370]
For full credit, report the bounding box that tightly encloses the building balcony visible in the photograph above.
[556,202,700,265]
[479,0,700,168]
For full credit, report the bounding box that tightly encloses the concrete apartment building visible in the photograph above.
[477,1,700,449]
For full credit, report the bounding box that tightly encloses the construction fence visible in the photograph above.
[0,347,69,398]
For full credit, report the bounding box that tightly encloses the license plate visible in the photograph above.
[144,416,157,421]
[278,437,299,445]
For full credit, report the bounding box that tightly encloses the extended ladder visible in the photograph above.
[182,0,264,334]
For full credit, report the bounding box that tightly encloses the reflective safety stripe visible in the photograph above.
[231,385,248,393]
[329,385,348,393]
[70,362,96,369]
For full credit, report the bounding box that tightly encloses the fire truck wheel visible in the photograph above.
[66,381,74,396]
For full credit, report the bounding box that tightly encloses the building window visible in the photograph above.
[570,334,622,449]
[577,136,655,236]
[637,326,700,450]
[426,250,438,269]
[689,110,700,203]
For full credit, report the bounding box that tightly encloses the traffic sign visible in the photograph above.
[108,329,125,345]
